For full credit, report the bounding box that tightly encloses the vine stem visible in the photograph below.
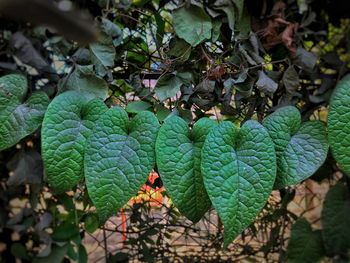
[213,106,220,123]
[245,58,288,70]
[105,0,110,15]
[73,194,80,261]
[103,227,108,260]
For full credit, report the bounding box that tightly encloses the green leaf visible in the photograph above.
[11,243,29,260]
[90,39,115,68]
[263,106,328,189]
[172,5,212,46]
[156,116,217,222]
[7,149,43,186]
[294,47,317,71]
[256,70,278,93]
[125,101,152,113]
[283,66,299,94]
[78,245,88,263]
[154,13,165,49]
[33,244,68,263]
[0,74,49,151]
[213,0,236,31]
[155,104,171,122]
[52,221,80,242]
[201,120,276,246]
[100,17,123,47]
[235,75,255,98]
[67,243,78,261]
[328,74,350,175]
[62,65,109,100]
[287,218,325,263]
[167,38,191,62]
[236,6,251,37]
[89,18,121,71]
[154,72,192,102]
[84,213,100,233]
[321,182,350,255]
[211,19,222,42]
[85,108,160,221]
[233,0,244,21]
[0,74,28,104]
[42,91,108,192]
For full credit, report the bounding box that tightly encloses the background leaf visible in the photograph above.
[89,18,122,73]
[61,65,109,100]
[6,150,43,186]
[33,244,68,263]
[172,5,212,46]
[125,101,152,113]
[283,65,299,94]
[0,80,49,150]
[294,47,317,71]
[154,72,192,102]
[256,71,278,93]
[287,218,325,263]
[321,182,350,255]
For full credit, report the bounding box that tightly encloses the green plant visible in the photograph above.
[328,74,350,175]
[0,74,49,150]
[1,0,350,261]
[42,91,108,192]
[155,116,217,223]
[263,106,328,189]
[85,108,160,221]
[201,120,276,246]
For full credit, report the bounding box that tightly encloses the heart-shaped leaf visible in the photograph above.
[0,74,49,151]
[328,74,350,175]
[263,106,328,189]
[42,91,108,192]
[85,107,160,221]
[156,116,217,222]
[201,120,276,246]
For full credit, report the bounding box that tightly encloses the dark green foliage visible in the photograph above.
[328,75,350,175]
[263,106,328,189]
[0,0,350,261]
[0,74,49,150]
[321,182,350,255]
[85,108,160,220]
[42,91,108,192]
[287,218,325,263]
[156,116,217,222]
[201,120,276,246]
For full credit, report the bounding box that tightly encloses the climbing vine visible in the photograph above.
[1,0,350,261]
